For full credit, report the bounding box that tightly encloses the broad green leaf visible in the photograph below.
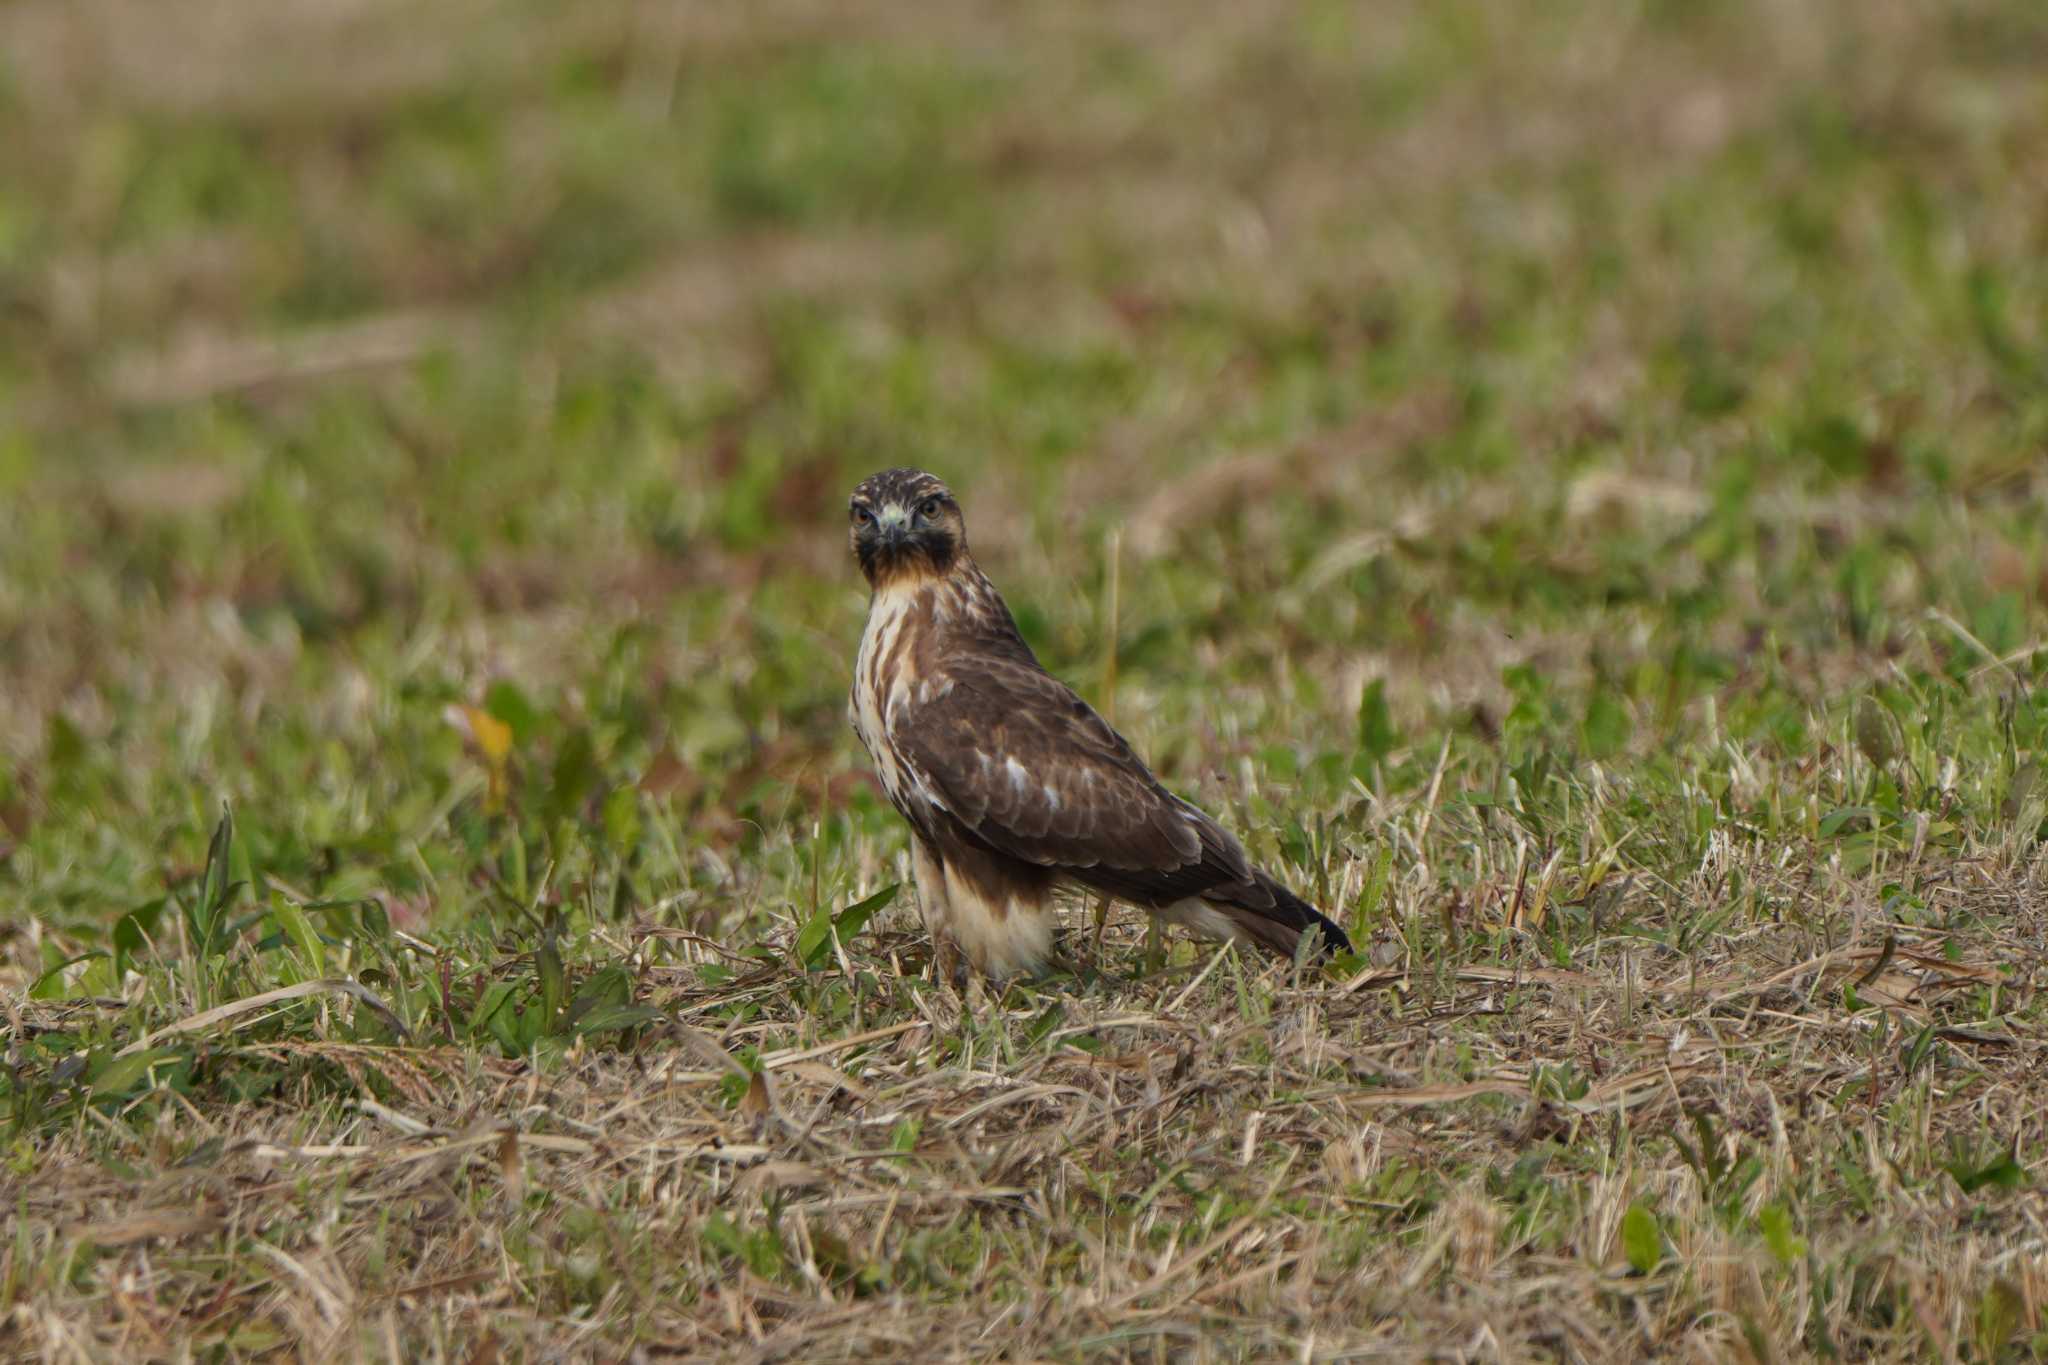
[832,882,899,942]
[112,899,167,973]
[799,883,900,970]
[30,949,107,1001]
[548,727,599,827]
[794,906,836,970]
[1692,1111,1725,1185]
[1621,1203,1661,1274]
[487,998,537,1056]
[199,806,234,929]
[537,938,567,1034]
[483,680,543,745]
[267,897,324,977]
[45,711,86,774]
[567,965,632,1020]
[1947,1150,2026,1193]
[1978,1278,2025,1360]
[572,1002,667,1036]
[304,898,384,939]
[1352,844,1393,942]
[1583,690,1632,761]
[602,786,642,854]
[1757,1204,1806,1264]
[90,1047,184,1098]
[1818,806,1876,838]
[469,979,520,1040]
[1356,678,1399,763]
[1024,1002,1065,1045]
[188,806,242,959]
[1854,697,1897,767]
[1900,1022,1938,1078]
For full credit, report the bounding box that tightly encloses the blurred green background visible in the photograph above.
[3,0,2047,954]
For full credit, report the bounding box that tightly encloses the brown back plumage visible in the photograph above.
[847,468,1351,967]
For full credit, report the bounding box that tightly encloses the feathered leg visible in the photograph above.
[910,839,965,988]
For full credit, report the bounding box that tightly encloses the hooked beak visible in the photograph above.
[875,504,911,546]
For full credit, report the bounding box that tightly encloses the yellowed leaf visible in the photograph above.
[463,706,512,765]
[446,704,515,813]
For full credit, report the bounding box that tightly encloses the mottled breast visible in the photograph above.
[851,580,930,819]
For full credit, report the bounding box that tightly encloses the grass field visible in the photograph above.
[6,0,2048,1358]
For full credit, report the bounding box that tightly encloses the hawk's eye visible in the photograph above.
[851,505,873,526]
[918,496,942,519]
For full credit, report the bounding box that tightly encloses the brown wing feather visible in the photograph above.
[894,655,1255,905]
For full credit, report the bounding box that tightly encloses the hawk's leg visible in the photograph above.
[910,838,967,988]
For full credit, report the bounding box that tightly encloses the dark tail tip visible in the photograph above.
[1263,874,1353,956]
[1305,907,1353,956]
[1219,874,1352,958]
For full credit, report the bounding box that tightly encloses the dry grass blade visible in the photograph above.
[66,1208,220,1246]
[758,1020,924,1066]
[115,978,408,1056]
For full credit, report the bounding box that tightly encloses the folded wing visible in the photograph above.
[892,656,1255,904]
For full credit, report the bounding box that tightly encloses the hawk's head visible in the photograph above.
[849,468,965,587]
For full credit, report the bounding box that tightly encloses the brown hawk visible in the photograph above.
[846,467,1351,979]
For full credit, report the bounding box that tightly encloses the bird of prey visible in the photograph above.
[846,467,1352,980]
